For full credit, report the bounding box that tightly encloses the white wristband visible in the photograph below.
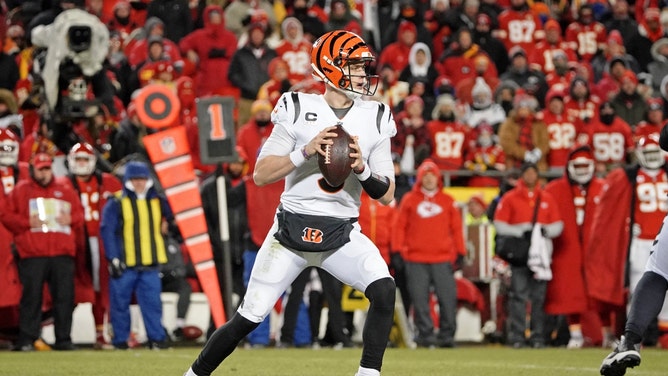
[289,149,306,167]
[354,165,372,181]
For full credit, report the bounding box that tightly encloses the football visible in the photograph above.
[318,124,355,187]
[182,325,204,340]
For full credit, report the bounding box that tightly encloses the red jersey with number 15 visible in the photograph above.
[565,21,608,62]
[69,173,122,237]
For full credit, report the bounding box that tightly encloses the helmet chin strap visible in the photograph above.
[332,84,362,101]
[343,89,362,101]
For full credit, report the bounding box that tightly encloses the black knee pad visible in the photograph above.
[365,277,396,308]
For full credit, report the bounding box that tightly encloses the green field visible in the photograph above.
[1,345,667,376]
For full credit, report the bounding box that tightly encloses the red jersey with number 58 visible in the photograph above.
[580,118,634,165]
[634,168,668,239]
[426,119,471,171]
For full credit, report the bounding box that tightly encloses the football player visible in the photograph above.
[185,30,397,376]
[64,142,121,349]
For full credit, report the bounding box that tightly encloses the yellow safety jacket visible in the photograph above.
[118,195,168,267]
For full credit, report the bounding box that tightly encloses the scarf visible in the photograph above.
[518,116,534,150]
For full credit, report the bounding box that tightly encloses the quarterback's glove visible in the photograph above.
[109,258,126,279]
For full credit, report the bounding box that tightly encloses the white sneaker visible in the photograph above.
[567,336,584,349]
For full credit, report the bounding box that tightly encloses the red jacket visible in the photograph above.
[178,5,238,96]
[236,119,274,175]
[0,162,29,308]
[586,167,638,306]
[377,42,411,74]
[358,192,397,264]
[2,176,84,259]
[544,176,604,314]
[244,177,283,248]
[392,169,465,263]
[494,180,562,232]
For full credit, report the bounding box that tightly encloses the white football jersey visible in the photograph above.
[259,92,397,219]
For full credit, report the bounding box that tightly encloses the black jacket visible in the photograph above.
[228,43,277,100]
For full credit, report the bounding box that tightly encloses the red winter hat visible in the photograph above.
[398,20,417,35]
[32,152,53,169]
[621,69,638,85]
[416,158,441,184]
[544,19,561,32]
[468,194,488,210]
[608,30,623,45]
[648,97,663,111]
[476,13,491,26]
[404,94,424,109]
[568,145,594,163]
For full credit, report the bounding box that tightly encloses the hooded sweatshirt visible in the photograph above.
[392,159,466,263]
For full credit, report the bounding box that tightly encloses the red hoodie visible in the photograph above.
[178,5,239,96]
[2,176,84,259]
[392,159,465,263]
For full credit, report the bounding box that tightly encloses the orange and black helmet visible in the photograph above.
[310,30,378,97]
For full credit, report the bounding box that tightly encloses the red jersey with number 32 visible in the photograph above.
[634,168,668,239]
[275,39,312,81]
[538,109,581,168]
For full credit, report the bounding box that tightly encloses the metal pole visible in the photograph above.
[216,174,235,321]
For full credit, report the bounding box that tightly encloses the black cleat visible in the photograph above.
[147,340,170,350]
[600,336,641,376]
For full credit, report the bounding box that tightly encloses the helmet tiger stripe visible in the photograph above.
[311,30,377,98]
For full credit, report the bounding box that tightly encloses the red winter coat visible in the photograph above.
[2,177,84,259]
[544,175,605,314]
[586,167,635,306]
[0,162,29,308]
[244,177,283,248]
[493,180,562,232]
[392,166,465,264]
[236,119,274,175]
[358,192,397,264]
[178,5,238,96]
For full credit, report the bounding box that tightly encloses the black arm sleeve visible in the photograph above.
[360,173,391,200]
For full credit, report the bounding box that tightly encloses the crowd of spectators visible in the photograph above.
[1,0,668,353]
[0,0,665,183]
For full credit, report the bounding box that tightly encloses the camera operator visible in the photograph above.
[31,3,118,154]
